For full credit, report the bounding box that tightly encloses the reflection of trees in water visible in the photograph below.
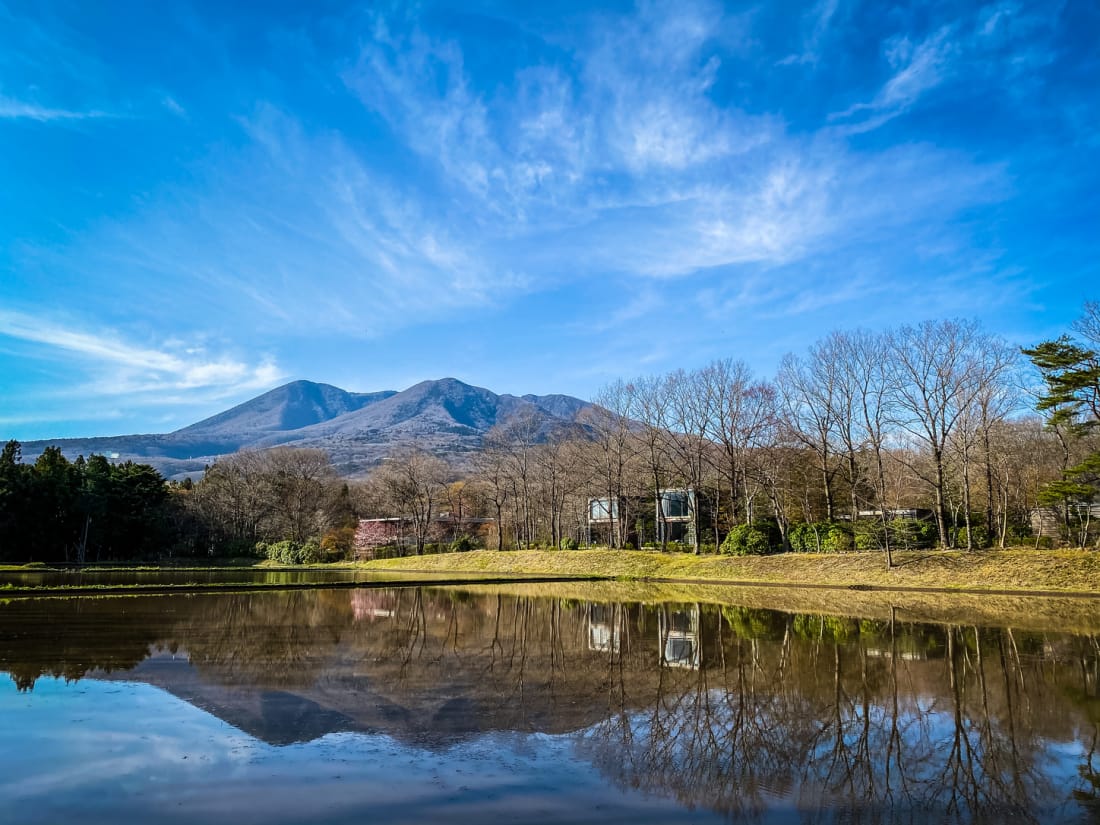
[3,590,1100,818]
[0,590,356,691]
[577,607,1100,823]
[172,589,354,689]
[0,597,178,690]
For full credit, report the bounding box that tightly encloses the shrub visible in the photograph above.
[450,535,477,553]
[723,606,785,640]
[787,522,837,553]
[787,522,810,552]
[889,518,936,550]
[955,524,989,548]
[265,540,302,565]
[853,520,886,551]
[320,527,356,561]
[559,536,578,551]
[300,539,321,564]
[854,531,878,551]
[820,523,853,553]
[720,524,770,556]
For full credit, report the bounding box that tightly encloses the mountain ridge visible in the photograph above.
[17,378,594,480]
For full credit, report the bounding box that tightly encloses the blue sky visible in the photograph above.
[1,0,1097,439]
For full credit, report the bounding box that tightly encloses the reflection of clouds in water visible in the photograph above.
[0,679,717,824]
[0,678,252,801]
[2,591,1099,822]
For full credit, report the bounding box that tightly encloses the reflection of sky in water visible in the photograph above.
[571,688,1093,824]
[0,677,726,825]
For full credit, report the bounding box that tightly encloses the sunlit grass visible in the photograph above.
[362,547,1100,594]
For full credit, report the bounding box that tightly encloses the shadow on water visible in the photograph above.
[2,587,1099,822]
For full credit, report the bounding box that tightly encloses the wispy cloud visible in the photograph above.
[0,310,283,400]
[830,27,955,133]
[337,0,1004,296]
[0,95,113,121]
[778,0,839,67]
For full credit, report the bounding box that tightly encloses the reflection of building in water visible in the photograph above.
[350,589,396,621]
[587,604,620,653]
[864,647,929,661]
[659,605,701,669]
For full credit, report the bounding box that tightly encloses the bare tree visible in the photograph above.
[665,369,714,553]
[702,360,777,527]
[777,350,840,522]
[836,330,896,566]
[373,449,449,555]
[264,447,344,544]
[629,373,675,549]
[887,320,993,547]
[584,381,638,548]
[474,432,512,551]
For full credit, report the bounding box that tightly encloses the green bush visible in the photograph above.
[793,614,858,643]
[786,522,811,552]
[787,522,841,552]
[300,539,321,564]
[854,531,878,551]
[820,523,853,553]
[720,524,770,556]
[265,540,303,565]
[889,518,936,549]
[853,520,886,551]
[559,536,578,551]
[450,535,477,553]
[955,524,989,548]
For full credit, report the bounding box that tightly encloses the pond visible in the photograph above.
[0,567,380,588]
[1,584,1099,823]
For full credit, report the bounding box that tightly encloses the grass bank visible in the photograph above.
[362,548,1100,596]
[447,580,1100,636]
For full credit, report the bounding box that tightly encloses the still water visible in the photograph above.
[0,567,383,588]
[1,586,1098,823]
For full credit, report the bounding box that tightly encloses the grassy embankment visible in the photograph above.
[4,548,1099,603]
[361,547,1100,596]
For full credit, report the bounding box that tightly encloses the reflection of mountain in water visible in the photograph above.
[3,589,1100,821]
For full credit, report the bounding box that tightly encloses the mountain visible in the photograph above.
[176,380,395,438]
[18,378,594,480]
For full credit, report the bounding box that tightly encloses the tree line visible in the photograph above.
[1,304,1097,564]
[352,307,1100,562]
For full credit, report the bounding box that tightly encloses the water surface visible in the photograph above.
[0,567,378,588]
[2,587,1098,823]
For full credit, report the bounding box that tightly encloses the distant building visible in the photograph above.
[353,514,495,559]
[1030,504,1100,541]
[855,508,933,521]
[587,488,700,547]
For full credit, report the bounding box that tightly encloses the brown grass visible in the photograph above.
[439,580,1100,635]
[362,547,1100,595]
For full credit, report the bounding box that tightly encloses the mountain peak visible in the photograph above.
[175,380,394,436]
[22,378,593,480]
